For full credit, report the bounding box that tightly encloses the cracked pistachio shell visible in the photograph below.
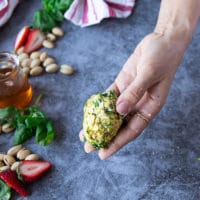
[0,166,9,172]
[16,148,31,160]
[25,154,40,161]
[11,161,21,171]
[7,145,23,156]
[3,155,16,166]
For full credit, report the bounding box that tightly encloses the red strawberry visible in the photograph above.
[19,160,52,182]
[24,29,45,53]
[0,169,28,197]
[14,26,30,51]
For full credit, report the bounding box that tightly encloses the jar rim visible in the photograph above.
[0,51,19,81]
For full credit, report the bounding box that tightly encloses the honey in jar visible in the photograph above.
[0,52,32,108]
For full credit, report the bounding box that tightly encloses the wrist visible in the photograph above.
[154,19,197,48]
[154,0,200,49]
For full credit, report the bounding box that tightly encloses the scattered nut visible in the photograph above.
[0,154,5,161]
[30,51,41,59]
[16,46,24,55]
[3,155,16,166]
[0,166,9,172]
[11,161,21,171]
[22,67,30,76]
[1,64,13,69]
[30,58,41,68]
[2,123,14,133]
[30,66,43,76]
[18,53,29,62]
[17,148,31,160]
[52,27,64,37]
[42,40,55,49]
[60,64,74,75]
[0,161,4,167]
[43,57,55,67]
[7,145,23,156]
[46,33,56,42]
[25,154,40,161]
[46,64,59,73]
[21,58,31,68]
[40,52,48,62]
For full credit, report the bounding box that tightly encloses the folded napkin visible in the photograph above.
[64,0,135,27]
[0,0,19,27]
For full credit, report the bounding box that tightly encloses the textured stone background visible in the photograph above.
[0,0,200,200]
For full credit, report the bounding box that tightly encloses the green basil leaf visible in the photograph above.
[42,0,73,13]
[56,0,74,12]
[42,0,54,12]
[13,124,35,145]
[48,9,64,22]
[0,107,18,125]
[25,117,45,128]
[36,120,55,146]
[0,180,11,200]
[26,107,46,118]
[33,10,56,32]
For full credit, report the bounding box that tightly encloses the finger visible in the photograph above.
[116,75,148,115]
[84,142,95,153]
[98,111,149,160]
[79,130,84,142]
[135,78,172,116]
[116,61,160,115]
[114,69,135,94]
[106,51,140,95]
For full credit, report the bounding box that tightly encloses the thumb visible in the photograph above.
[116,73,153,115]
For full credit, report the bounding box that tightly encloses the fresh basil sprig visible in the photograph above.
[33,0,73,32]
[0,106,55,146]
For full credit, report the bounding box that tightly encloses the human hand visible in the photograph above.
[80,32,187,159]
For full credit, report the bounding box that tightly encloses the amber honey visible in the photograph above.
[0,52,33,108]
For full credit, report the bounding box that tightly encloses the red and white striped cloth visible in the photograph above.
[0,0,135,28]
[64,0,136,27]
[0,0,19,27]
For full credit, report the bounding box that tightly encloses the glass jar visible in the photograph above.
[0,52,32,108]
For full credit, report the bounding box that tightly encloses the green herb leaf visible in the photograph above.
[36,120,55,146]
[91,141,108,150]
[93,101,99,108]
[0,180,11,200]
[0,105,55,146]
[42,0,73,13]
[13,123,35,145]
[33,10,56,32]
[0,107,19,125]
[33,0,73,32]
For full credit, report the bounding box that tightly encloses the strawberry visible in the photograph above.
[18,160,52,182]
[0,169,28,197]
[24,29,45,53]
[14,26,30,51]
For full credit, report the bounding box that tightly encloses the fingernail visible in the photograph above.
[79,135,84,142]
[84,147,91,153]
[98,152,106,160]
[117,101,129,114]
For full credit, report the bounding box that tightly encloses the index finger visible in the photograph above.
[106,50,140,95]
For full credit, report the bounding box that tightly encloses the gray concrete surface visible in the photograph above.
[0,0,200,199]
